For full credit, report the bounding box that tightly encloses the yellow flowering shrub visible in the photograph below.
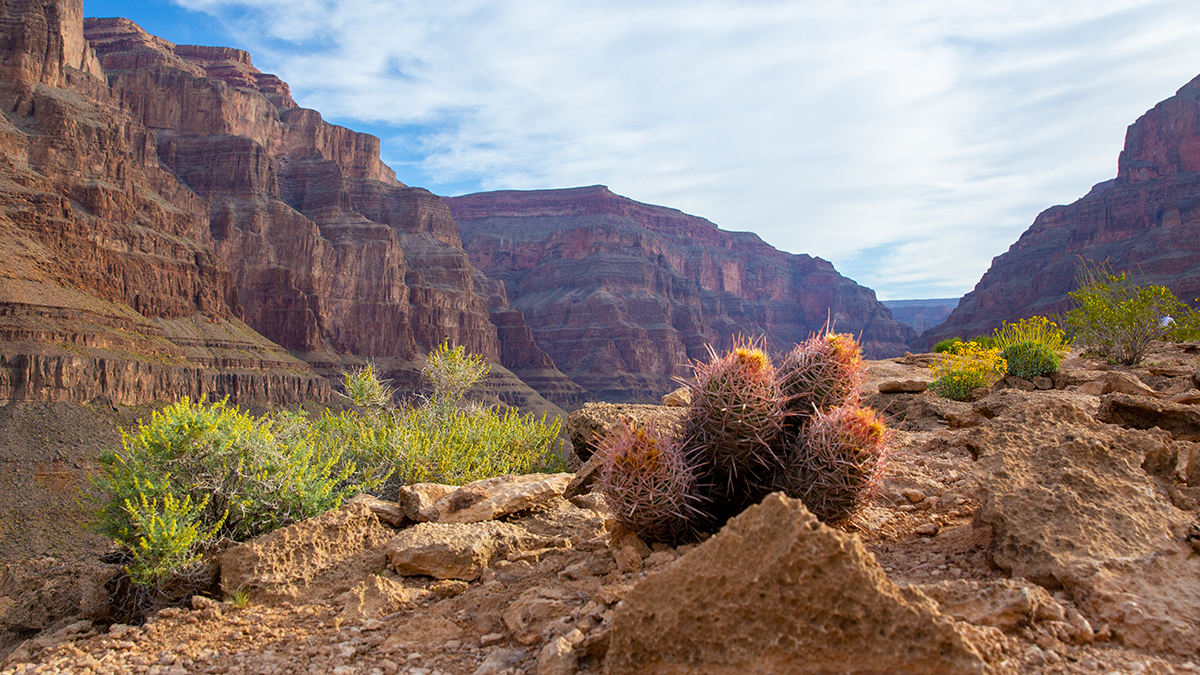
[929,341,1007,401]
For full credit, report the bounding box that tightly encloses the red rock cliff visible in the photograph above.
[448,186,916,401]
[0,0,328,405]
[81,17,573,411]
[920,74,1200,348]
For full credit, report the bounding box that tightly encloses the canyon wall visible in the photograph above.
[78,17,572,413]
[449,186,916,401]
[921,74,1200,348]
[0,0,327,405]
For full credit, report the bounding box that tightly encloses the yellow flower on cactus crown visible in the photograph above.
[732,346,771,372]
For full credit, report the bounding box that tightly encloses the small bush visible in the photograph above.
[999,341,1059,380]
[92,397,375,587]
[932,338,963,354]
[1065,260,1198,365]
[92,343,564,590]
[994,316,1068,379]
[929,341,1006,401]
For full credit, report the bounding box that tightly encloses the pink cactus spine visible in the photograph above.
[594,418,699,545]
[779,404,892,526]
[777,331,866,422]
[680,340,785,481]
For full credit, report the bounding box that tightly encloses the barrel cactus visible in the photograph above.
[777,331,866,424]
[594,418,700,545]
[776,404,891,526]
[679,341,785,482]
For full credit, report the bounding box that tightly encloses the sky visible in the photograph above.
[84,0,1200,301]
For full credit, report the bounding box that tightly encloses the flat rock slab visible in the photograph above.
[436,473,573,524]
[386,520,555,581]
[1096,392,1200,441]
[878,379,930,393]
[605,492,993,675]
[1076,371,1160,398]
[397,473,573,524]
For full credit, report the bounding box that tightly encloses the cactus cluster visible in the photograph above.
[594,330,892,543]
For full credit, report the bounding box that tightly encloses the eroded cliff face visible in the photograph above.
[0,0,327,405]
[449,186,916,401]
[921,74,1200,348]
[79,18,574,412]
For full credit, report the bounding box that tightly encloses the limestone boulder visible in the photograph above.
[386,521,555,581]
[438,474,573,525]
[1076,371,1160,398]
[217,502,393,603]
[604,492,992,675]
[566,403,689,461]
[397,483,458,522]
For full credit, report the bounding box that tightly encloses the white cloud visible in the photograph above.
[175,0,1200,299]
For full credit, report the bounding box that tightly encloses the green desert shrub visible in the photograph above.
[92,341,565,589]
[928,341,1007,401]
[92,396,373,586]
[994,316,1069,379]
[1065,260,1199,365]
[330,343,565,486]
[931,337,963,354]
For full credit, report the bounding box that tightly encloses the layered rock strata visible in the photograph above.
[78,17,574,411]
[922,74,1200,347]
[0,0,326,405]
[449,186,915,401]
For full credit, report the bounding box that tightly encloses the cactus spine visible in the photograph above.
[680,341,785,482]
[594,418,699,545]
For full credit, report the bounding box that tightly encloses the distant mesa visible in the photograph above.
[448,186,916,402]
[920,73,1200,349]
[880,298,959,335]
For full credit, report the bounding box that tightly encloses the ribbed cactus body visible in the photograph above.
[777,332,866,423]
[681,343,785,480]
[594,419,700,545]
[777,404,891,526]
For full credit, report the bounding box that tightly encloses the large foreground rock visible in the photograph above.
[966,398,1200,654]
[604,493,992,675]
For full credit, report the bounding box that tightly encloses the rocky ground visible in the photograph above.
[3,344,1200,674]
